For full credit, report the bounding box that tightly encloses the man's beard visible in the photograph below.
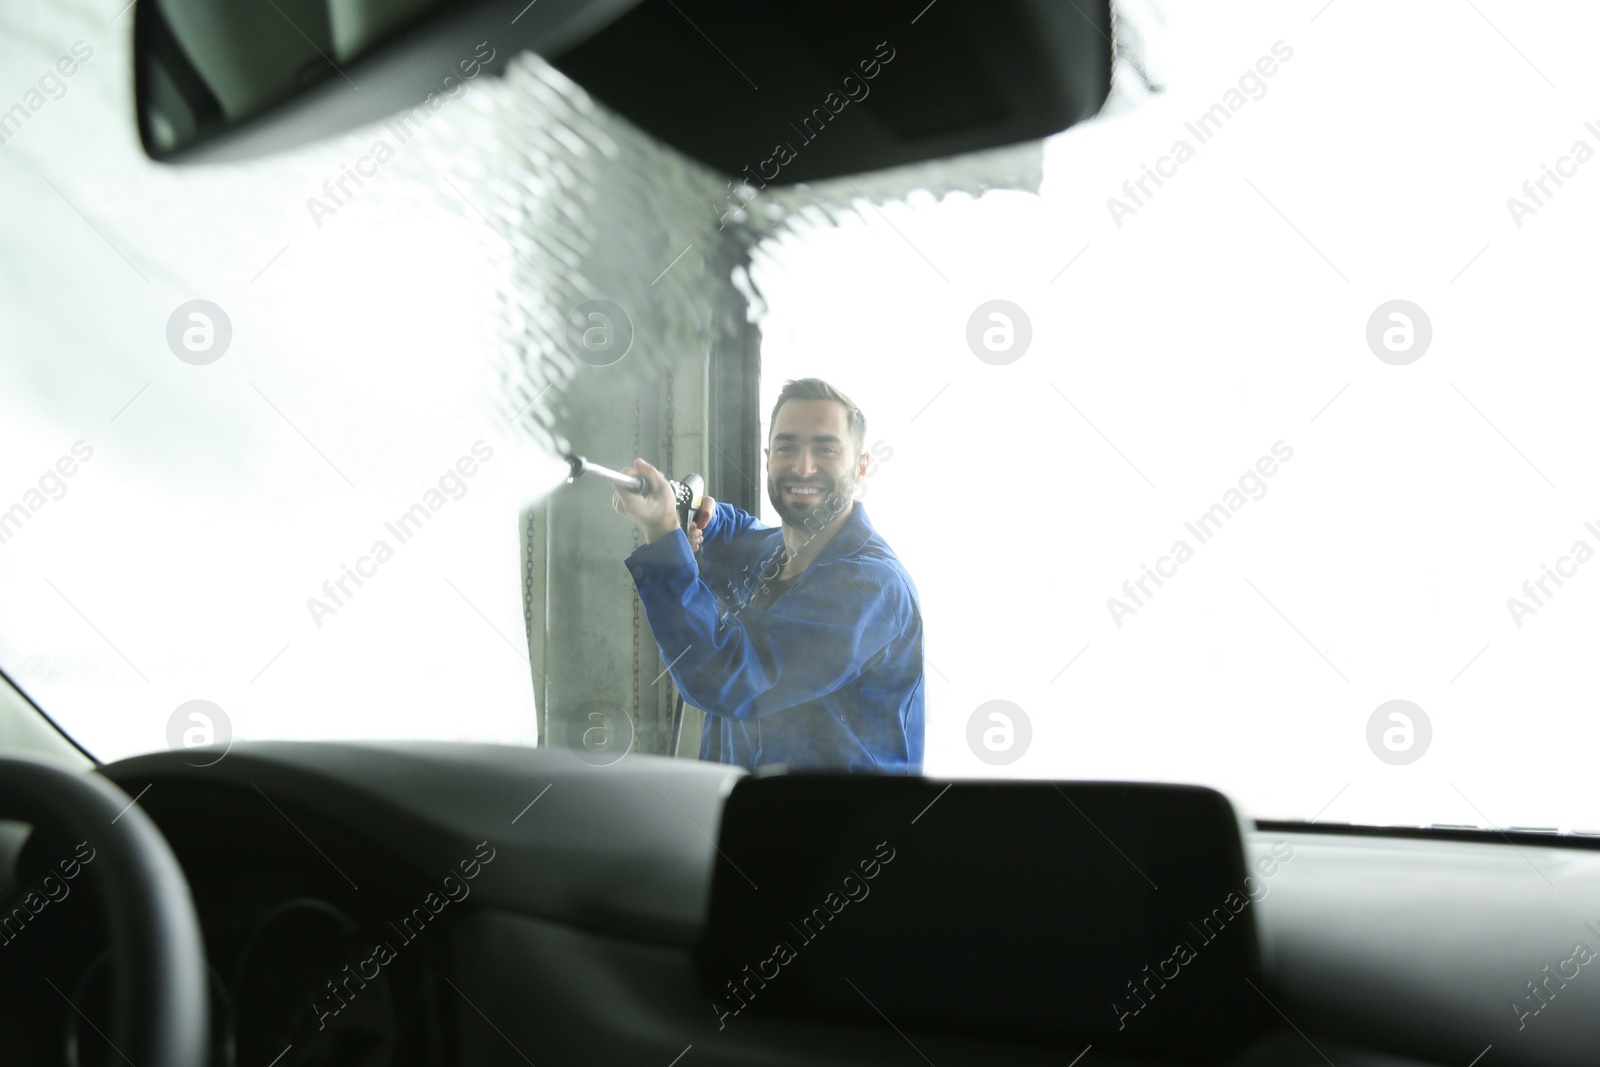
[768,470,856,529]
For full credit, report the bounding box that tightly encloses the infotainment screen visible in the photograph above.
[697,776,1268,1056]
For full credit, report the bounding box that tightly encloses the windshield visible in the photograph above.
[3,0,1596,831]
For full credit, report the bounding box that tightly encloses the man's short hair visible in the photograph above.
[769,378,866,453]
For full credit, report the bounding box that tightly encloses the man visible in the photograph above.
[613,378,924,773]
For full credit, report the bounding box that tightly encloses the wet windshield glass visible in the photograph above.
[2,1,1596,831]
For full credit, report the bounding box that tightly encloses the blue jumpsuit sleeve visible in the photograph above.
[698,501,758,547]
[625,528,911,721]
[689,502,764,592]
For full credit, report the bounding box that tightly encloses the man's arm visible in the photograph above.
[626,530,912,720]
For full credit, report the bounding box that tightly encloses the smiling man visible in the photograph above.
[613,378,924,773]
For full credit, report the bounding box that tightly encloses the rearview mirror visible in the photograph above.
[133,0,639,162]
[135,0,1113,181]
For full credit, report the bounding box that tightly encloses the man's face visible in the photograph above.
[765,399,868,528]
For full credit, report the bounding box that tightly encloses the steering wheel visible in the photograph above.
[0,754,207,1067]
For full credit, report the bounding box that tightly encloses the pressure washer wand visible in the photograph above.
[565,453,705,534]
[564,454,646,494]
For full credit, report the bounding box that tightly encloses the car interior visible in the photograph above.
[3,1,1599,1065]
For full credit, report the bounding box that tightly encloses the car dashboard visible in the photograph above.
[4,742,1599,1066]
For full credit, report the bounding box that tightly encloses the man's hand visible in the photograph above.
[612,458,680,543]
[686,495,715,553]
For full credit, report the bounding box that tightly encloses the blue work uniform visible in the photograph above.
[624,501,925,773]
